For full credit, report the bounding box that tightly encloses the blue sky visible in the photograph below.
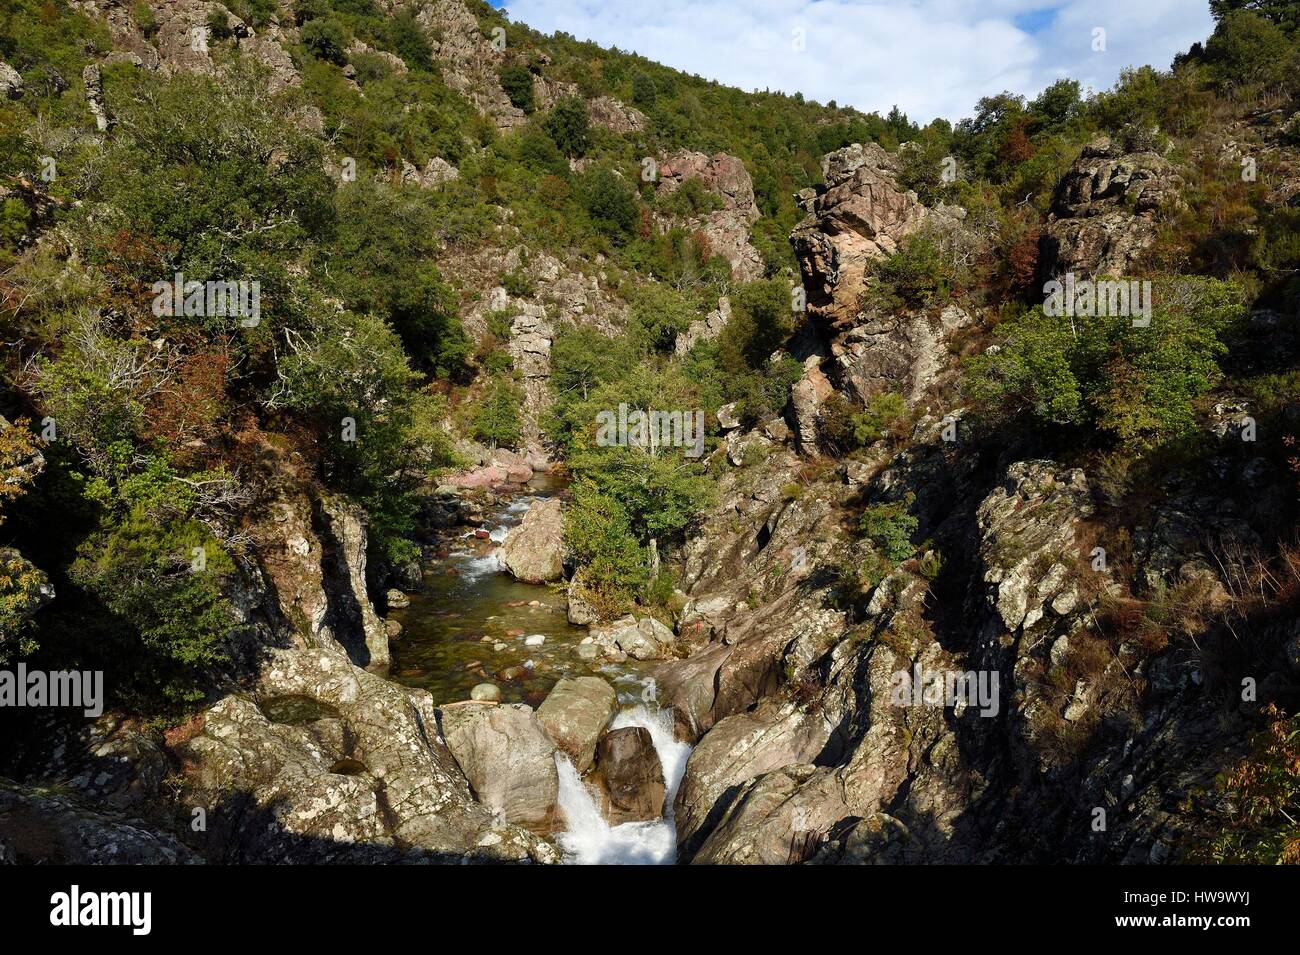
[489,0,1216,122]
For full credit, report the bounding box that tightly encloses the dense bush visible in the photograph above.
[965,277,1248,448]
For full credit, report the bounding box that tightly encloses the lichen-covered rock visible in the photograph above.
[674,700,835,859]
[501,497,564,583]
[177,647,559,863]
[439,702,559,829]
[536,677,616,773]
[976,461,1094,633]
[318,498,389,669]
[1040,137,1181,279]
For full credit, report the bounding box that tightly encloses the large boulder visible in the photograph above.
[439,703,559,829]
[674,700,834,859]
[536,677,617,773]
[176,647,558,863]
[501,497,564,583]
[592,726,665,824]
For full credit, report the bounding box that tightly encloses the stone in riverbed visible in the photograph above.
[470,683,501,702]
[524,634,546,647]
[386,588,411,609]
[594,726,666,824]
[566,576,600,625]
[536,677,617,773]
[439,703,558,828]
[591,615,676,661]
[501,498,564,583]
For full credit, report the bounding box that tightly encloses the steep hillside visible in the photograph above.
[1,0,1299,865]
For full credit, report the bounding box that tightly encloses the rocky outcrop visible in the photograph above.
[508,304,555,447]
[793,143,951,324]
[789,356,835,453]
[0,779,200,864]
[501,497,564,583]
[318,498,390,669]
[418,0,525,130]
[82,64,109,131]
[439,702,559,829]
[788,142,973,428]
[0,61,23,99]
[655,150,764,281]
[976,461,1094,633]
[536,677,617,773]
[588,95,647,134]
[674,296,730,355]
[400,156,460,189]
[177,647,559,863]
[1040,137,1181,279]
[592,726,664,824]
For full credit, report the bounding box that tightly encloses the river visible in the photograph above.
[387,476,691,863]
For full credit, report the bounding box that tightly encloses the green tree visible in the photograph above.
[544,95,590,158]
[631,70,657,110]
[499,63,536,114]
[301,18,349,65]
[469,377,523,449]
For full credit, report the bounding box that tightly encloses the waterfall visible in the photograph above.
[554,704,693,865]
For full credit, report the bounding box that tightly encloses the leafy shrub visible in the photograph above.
[867,232,959,310]
[1198,704,1300,863]
[965,277,1248,448]
[858,496,918,562]
[302,18,349,65]
[499,64,536,114]
[544,95,590,158]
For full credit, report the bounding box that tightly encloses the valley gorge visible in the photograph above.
[1,0,1299,874]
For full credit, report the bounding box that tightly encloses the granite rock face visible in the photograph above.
[177,647,559,863]
[1040,137,1182,279]
[536,677,617,773]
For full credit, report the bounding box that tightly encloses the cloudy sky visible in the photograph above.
[493,0,1216,123]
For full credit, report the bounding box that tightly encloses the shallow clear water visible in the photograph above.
[387,480,651,706]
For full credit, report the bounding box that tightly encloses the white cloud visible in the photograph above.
[501,0,1216,121]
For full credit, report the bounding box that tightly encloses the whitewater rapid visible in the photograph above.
[554,702,693,865]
